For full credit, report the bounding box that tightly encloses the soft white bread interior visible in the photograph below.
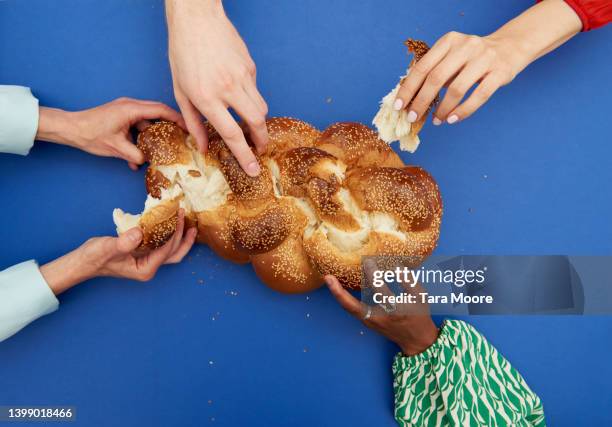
[113,209,140,234]
[373,82,421,152]
[114,118,442,292]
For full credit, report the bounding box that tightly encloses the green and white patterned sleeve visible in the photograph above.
[392,319,545,427]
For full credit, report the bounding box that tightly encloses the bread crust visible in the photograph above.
[266,117,321,157]
[145,167,171,199]
[316,122,404,168]
[346,166,442,231]
[137,121,192,165]
[196,203,250,264]
[404,39,439,140]
[229,200,292,254]
[139,197,181,249]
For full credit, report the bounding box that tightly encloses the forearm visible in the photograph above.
[36,107,81,147]
[40,249,93,295]
[165,0,224,35]
[395,315,439,356]
[488,0,582,75]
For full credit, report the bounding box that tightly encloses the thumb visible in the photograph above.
[115,227,143,254]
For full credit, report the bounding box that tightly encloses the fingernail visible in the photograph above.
[432,117,442,126]
[127,228,142,242]
[407,110,418,123]
[246,161,261,177]
[447,114,459,124]
[393,99,403,111]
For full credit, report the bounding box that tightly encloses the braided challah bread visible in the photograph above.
[113,118,442,292]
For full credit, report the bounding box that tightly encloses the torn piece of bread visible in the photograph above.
[373,39,436,153]
[113,185,184,249]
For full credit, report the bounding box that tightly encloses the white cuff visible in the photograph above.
[0,85,40,156]
[0,260,59,342]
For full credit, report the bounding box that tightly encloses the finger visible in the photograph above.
[324,275,365,318]
[362,258,379,281]
[394,35,452,111]
[116,98,186,129]
[125,99,160,105]
[231,87,269,155]
[115,227,143,253]
[199,103,261,177]
[434,58,488,122]
[126,101,184,126]
[135,120,152,132]
[176,90,208,153]
[244,81,268,116]
[407,50,469,123]
[447,74,502,123]
[165,227,197,264]
[116,138,145,165]
[129,120,150,168]
[143,210,185,267]
[167,209,186,256]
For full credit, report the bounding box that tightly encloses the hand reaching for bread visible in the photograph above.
[324,275,439,356]
[393,33,519,127]
[39,210,196,295]
[375,0,582,142]
[166,0,269,177]
[36,97,185,170]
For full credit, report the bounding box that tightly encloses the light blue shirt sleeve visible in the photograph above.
[0,260,59,342]
[0,85,40,156]
[0,87,56,342]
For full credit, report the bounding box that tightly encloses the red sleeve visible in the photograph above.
[538,0,612,31]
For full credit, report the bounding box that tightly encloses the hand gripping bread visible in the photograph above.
[113,118,442,292]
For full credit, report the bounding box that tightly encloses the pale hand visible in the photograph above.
[166,0,269,177]
[40,210,196,295]
[37,97,185,170]
[394,0,582,125]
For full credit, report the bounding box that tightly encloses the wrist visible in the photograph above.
[166,0,224,24]
[36,107,83,148]
[484,33,533,77]
[40,249,94,295]
[396,316,439,356]
[485,0,581,75]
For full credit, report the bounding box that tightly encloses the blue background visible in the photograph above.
[1,0,611,425]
